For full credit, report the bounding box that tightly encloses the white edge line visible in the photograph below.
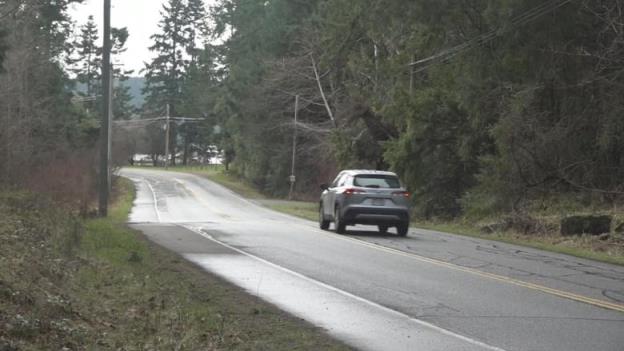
[182,224,508,351]
[144,179,162,223]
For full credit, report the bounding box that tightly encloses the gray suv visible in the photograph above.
[319,170,410,236]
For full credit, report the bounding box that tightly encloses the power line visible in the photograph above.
[409,0,573,73]
[411,0,570,65]
[113,117,167,125]
[112,116,205,126]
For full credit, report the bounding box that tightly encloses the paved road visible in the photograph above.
[121,168,624,351]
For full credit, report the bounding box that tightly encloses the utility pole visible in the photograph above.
[98,0,112,217]
[164,103,170,169]
[288,95,299,200]
[107,65,114,190]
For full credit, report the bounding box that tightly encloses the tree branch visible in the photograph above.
[310,54,336,128]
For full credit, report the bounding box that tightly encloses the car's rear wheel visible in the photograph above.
[334,206,346,234]
[319,204,330,230]
[397,222,409,237]
[378,225,388,234]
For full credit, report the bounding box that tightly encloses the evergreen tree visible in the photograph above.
[72,15,101,97]
[113,80,136,120]
[143,0,209,165]
[209,0,326,194]
[206,0,624,213]
[185,0,208,64]
[177,0,208,164]
[111,27,136,120]
[142,0,192,116]
[72,21,134,120]
[179,44,221,165]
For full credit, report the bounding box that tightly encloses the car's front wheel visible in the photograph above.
[319,204,330,230]
[334,206,346,234]
[378,225,388,234]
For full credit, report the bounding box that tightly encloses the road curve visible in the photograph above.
[121,168,624,351]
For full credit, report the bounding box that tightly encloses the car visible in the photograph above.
[319,170,411,236]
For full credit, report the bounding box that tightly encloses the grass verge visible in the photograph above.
[412,220,624,266]
[0,179,350,350]
[137,165,624,266]
[261,200,319,222]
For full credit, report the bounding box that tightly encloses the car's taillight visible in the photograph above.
[343,188,365,196]
[392,191,410,198]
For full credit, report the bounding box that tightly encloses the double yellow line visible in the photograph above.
[326,231,624,313]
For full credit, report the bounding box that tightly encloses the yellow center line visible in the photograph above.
[175,178,235,221]
[321,230,624,313]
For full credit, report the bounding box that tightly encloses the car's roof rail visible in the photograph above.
[342,169,398,176]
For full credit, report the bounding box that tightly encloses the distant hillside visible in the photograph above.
[124,77,145,108]
[73,76,145,108]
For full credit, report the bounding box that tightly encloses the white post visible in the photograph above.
[164,104,170,169]
[288,95,299,200]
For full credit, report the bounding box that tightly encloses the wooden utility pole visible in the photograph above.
[164,104,170,169]
[108,65,113,190]
[98,0,112,217]
[288,95,299,200]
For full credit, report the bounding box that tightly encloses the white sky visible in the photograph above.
[68,0,215,76]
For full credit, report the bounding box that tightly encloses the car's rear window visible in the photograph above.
[353,175,401,189]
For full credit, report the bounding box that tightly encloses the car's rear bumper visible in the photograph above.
[341,206,409,225]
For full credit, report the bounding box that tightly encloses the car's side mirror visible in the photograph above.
[320,183,329,191]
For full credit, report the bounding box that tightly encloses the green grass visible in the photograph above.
[82,178,148,266]
[265,201,319,222]
[0,179,349,350]
[78,176,349,350]
[413,220,624,266]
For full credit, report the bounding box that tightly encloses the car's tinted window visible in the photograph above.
[338,175,350,187]
[353,174,401,189]
[331,173,344,187]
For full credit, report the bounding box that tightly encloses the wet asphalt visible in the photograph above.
[121,168,624,351]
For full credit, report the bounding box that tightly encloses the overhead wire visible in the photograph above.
[113,117,167,125]
[425,0,569,62]
[113,116,205,125]
[409,0,574,73]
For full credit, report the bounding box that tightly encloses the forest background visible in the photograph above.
[1,0,623,222]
